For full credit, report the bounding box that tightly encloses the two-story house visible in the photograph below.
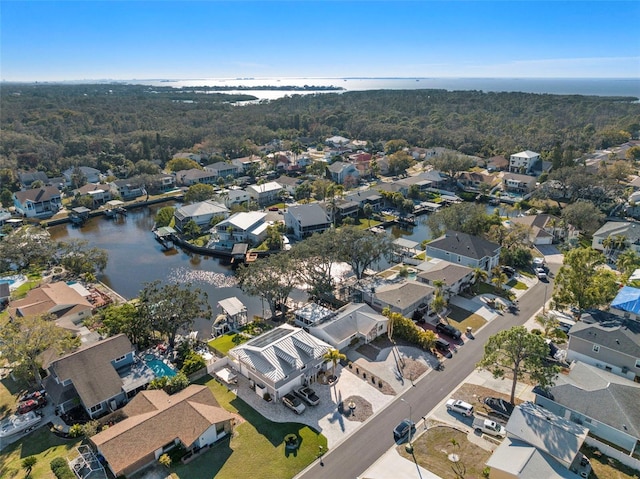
[501,172,537,194]
[246,181,283,206]
[327,161,360,185]
[144,173,175,194]
[534,361,640,455]
[610,286,640,322]
[426,230,501,273]
[42,334,155,419]
[228,324,331,401]
[210,211,268,249]
[231,154,262,173]
[567,310,640,382]
[509,150,541,174]
[13,186,62,218]
[175,168,219,187]
[110,179,146,201]
[204,161,240,179]
[73,183,113,208]
[18,170,50,188]
[173,200,229,233]
[63,166,102,185]
[416,259,474,298]
[284,204,331,240]
[510,213,579,245]
[591,221,640,255]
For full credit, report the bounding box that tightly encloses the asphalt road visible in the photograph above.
[297,272,554,479]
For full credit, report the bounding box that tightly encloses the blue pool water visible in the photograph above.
[145,359,177,378]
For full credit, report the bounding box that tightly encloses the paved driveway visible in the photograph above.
[226,365,393,447]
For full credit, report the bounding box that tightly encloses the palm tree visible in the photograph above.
[323,348,346,381]
[602,236,614,261]
[491,267,508,292]
[617,249,640,276]
[471,267,488,293]
[430,291,448,321]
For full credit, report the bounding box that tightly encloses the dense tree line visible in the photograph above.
[1,83,638,180]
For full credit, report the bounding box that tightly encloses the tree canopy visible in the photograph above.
[477,326,559,404]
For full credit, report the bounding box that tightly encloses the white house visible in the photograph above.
[210,211,269,248]
[228,324,331,401]
[308,303,388,350]
[246,181,283,206]
[173,200,229,232]
[13,186,62,218]
[284,204,331,240]
[509,150,541,174]
[426,231,501,273]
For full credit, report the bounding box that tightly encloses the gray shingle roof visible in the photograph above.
[286,204,329,227]
[427,230,500,261]
[569,318,640,356]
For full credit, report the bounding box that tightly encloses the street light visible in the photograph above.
[401,398,414,454]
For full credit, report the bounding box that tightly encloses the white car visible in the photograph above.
[446,399,474,417]
[535,267,547,280]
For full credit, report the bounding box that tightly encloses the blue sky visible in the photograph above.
[2,1,639,81]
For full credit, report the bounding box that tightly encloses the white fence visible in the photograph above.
[584,436,640,471]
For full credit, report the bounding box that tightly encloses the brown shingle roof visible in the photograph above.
[14,186,61,203]
[91,385,235,476]
[8,282,92,319]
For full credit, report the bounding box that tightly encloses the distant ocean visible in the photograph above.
[128,77,640,100]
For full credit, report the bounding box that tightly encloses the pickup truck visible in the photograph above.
[473,418,506,438]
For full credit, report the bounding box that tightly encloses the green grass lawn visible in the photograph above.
[171,378,327,479]
[208,333,249,355]
[0,427,82,479]
[0,375,26,418]
[446,305,487,332]
[507,279,528,290]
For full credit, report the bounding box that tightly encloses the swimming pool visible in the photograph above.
[145,358,177,378]
[0,274,27,291]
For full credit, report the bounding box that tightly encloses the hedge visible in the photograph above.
[50,457,75,479]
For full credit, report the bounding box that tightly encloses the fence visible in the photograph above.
[584,436,640,471]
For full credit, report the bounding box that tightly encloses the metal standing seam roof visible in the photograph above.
[230,325,331,383]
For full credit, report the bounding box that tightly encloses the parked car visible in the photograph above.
[434,337,450,353]
[501,265,516,277]
[17,396,47,415]
[535,267,547,280]
[393,419,416,441]
[282,393,306,414]
[294,386,320,406]
[436,323,462,340]
[446,399,474,417]
[483,397,514,419]
[473,418,506,438]
[18,389,46,403]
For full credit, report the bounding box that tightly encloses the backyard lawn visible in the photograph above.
[209,332,250,355]
[169,377,327,479]
[0,427,82,479]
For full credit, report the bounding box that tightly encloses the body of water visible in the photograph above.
[48,203,272,340]
[130,77,640,99]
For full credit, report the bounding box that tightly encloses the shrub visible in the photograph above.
[158,453,172,468]
[68,424,83,438]
[165,372,189,394]
[180,351,206,376]
[50,457,75,479]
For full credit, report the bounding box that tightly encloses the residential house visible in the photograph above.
[220,187,251,208]
[326,198,359,224]
[63,166,102,185]
[42,334,154,419]
[325,135,350,148]
[355,279,434,318]
[144,173,175,194]
[284,204,331,240]
[173,200,229,233]
[344,189,384,211]
[91,385,235,478]
[73,183,113,207]
[228,324,331,401]
[327,161,359,185]
[276,175,302,197]
[172,152,202,164]
[509,150,541,174]
[591,221,640,255]
[396,170,448,192]
[426,230,501,273]
[0,283,10,305]
[175,168,218,187]
[416,259,474,297]
[457,171,498,192]
[610,286,640,322]
[231,154,262,173]
[308,303,388,350]
[486,402,591,479]
[110,178,146,201]
[534,361,640,455]
[213,297,249,336]
[18,170,50,188]
[501,172,537,195]
[567,310,640,382]
[204,161,240,179]
[510,214,579,245]
[8,281,93,331]
[294,303,335,328]
[246,181,283,206]
[13,186,62,218]
[486,155,509,172]
[210,211,268,248]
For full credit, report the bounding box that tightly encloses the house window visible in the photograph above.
[592,345,600,353]
[635,359,640,368]
[90,403,102,413]
[114,355,126,362]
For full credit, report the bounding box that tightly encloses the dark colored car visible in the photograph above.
[501,266,516,277]
[435,338,450,352]
[436,323,462,340]
[393,419,416,441]
[532,385,555,401]
[483,397,515,419]
[282,393,306,414]
[294,386,320,406]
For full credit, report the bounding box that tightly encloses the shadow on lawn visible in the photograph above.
[172,435,233,479]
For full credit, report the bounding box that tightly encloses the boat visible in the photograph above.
[0,411,42,437]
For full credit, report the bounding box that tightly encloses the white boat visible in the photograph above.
[0,411,42,437]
